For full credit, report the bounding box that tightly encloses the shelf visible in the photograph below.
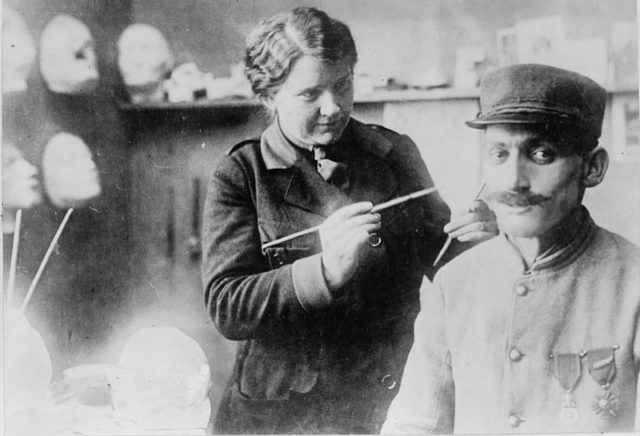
[118,88,484,113]
[120,97,260,112]
[119,97,263,134]
[119,86,636,113]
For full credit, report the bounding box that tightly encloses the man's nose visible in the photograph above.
[503,154,530,191]
[318,91,341,117]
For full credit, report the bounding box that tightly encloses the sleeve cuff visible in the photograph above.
[292,253,334,313]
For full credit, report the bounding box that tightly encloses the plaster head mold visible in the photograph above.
[109,327,211,430]
[39,14,99,94]
[42,132,101,208]
[118,23,174,103]
[3,141,42,210]
[2,7,37,93]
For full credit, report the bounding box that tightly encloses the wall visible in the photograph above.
[584,94,640,244]
[132,0,637,84]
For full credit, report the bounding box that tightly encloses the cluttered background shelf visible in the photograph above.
[119,86,637,114]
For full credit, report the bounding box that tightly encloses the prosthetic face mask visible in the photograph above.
[110,327,211,430]
[118,23,174,103]
[2,142,42,209]
[42,132,101,208]
[39,14,99,94]
[2,7,36,93]
[5,308,53,416]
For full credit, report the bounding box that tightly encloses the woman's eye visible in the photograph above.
[334,78,349,92]
[299,90,319,100]
[333,77,353,92]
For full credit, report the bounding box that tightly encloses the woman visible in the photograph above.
[202,7,496,434]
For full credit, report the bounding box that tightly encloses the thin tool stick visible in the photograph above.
[262,186,439,249]
[20,208,74,313]
[7,209,23,306]
[370,186,438,213]
[432,182,487,267]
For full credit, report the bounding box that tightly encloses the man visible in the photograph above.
[382,64,640,433]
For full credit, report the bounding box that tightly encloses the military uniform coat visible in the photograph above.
[383,208,640,434]
[202,118,454,434]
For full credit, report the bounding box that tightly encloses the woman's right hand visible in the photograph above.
[319,202,382,291]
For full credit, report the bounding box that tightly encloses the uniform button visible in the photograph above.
[508,415,521,427]
[515,285,528,296]
[272,253,285,266]
[509,348,523,362]
[380,374,397,390]
[367,233,382,247]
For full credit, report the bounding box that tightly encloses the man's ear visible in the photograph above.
[582,147,609,188]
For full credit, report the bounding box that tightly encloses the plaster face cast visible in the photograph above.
[4,308,53,416]
[2,142,42,210]
[2,7,37,93]
[39,14,99,94]
[42,132,101,208]
[118,23,174,103]
[109,327,211,430]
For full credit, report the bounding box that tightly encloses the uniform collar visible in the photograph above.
[504,205,596,273]
[260,117,394,170]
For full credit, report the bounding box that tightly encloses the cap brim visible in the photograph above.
[465,111,582,130]
[465,119,551,129]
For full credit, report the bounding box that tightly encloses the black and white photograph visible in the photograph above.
[2,1,639,434]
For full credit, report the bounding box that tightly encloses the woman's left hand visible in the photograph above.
[443,199,498,243]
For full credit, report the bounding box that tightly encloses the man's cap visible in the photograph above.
[466,64,607,138]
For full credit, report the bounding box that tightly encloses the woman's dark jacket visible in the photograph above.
[202,118,453,434]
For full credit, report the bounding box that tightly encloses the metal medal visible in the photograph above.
[552,353,582,426]
[587,347,619,420]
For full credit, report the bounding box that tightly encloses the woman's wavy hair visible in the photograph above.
[245,7,357,102]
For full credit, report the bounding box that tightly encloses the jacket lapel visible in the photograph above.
[261,118,399,218]
[284,160,352,217]
[348,151,398,205]
[345,120,398,205]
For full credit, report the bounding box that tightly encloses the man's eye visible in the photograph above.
[487,148,508,162]
[530,148,556,164]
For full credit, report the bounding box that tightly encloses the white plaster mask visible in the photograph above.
[2,141,42,210]
[2,7,37,93]
[39,14,99,94]
[118,23,174,94]
[42,132,101,208]
[4,308,53,416]
[110,327,211,430]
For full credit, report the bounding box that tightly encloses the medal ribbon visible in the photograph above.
[586,347,617,388]
[553,353,582,392]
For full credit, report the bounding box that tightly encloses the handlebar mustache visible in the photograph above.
[486,190,551,207]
